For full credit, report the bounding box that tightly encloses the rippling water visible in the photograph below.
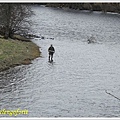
[0,6,120,117]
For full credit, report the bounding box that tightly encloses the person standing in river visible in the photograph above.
[48,44,55,62]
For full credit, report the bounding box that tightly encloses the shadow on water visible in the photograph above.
[0,66,26,94]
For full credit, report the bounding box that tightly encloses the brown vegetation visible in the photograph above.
[0,38,40,72]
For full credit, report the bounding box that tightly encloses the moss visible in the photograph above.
[0,38,40,72]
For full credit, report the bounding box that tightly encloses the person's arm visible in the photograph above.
[53,47,55,53]
[48,47,50,52]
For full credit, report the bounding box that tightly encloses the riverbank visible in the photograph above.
[0,38,40,72]
[45,3,120,14]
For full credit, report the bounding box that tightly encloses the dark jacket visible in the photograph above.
[48,46,55,54]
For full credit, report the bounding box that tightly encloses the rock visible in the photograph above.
[87,36,96,44]
[41,36,45,39]
[50,38,54,40]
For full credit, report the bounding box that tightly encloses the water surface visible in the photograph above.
[0,6,120,117]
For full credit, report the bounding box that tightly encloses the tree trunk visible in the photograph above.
[4,4,11,39]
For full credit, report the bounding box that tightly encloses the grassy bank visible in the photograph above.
[0,38,40,72]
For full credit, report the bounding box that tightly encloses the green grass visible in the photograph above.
[0,38,40,72]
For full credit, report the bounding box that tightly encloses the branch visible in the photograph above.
[105,90,120,101]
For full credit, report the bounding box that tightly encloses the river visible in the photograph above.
[0,5,120,117]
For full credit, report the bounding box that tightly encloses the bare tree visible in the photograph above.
[0,3,33,39]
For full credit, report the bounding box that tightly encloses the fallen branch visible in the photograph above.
[105,90,120,101]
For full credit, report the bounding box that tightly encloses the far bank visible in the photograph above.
[0,38,41,72]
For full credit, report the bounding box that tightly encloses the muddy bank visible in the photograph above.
[0,38,41,72]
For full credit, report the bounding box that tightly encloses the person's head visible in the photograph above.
[50,44,53,47]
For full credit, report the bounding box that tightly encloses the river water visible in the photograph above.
[0,5,120,117]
